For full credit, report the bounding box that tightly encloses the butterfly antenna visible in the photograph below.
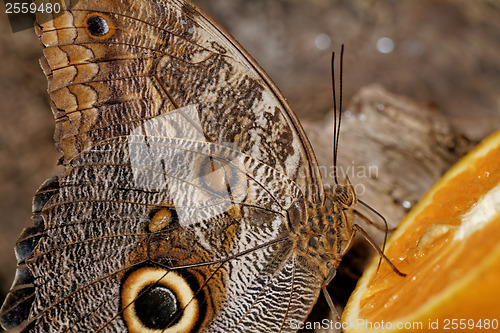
[331,51,337,184]
[331,45,345,185]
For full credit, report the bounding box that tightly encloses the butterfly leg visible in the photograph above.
[353,224,406,276]
[321,265,344,332]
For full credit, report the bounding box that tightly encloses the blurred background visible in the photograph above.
[0,0,499,331]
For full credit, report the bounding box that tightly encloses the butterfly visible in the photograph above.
[0,0,402,332]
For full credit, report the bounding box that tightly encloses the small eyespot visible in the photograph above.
[148,208,176,233]
[85,13,115,39]
[87,15,108,36]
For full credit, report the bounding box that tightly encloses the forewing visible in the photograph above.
[36,0,324,203]
[0,0,327,331]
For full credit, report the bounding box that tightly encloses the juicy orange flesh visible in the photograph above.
[359,144,500,322]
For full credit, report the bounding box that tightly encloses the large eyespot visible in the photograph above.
[85,13,115,39]
[121,267,199,333]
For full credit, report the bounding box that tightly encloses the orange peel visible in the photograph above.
[343,130,500,333]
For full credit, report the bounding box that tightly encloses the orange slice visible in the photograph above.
[342,130,500,332]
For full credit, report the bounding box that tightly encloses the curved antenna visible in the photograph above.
[331,51,337,184]
[331,45,345,185]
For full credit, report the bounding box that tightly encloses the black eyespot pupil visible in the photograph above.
[87,15,109,37]
[135,285,179,329]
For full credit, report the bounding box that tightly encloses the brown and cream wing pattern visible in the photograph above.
[0,0,330,332]
[37,0,324,203]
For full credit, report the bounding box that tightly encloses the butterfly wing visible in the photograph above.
[37,0,324,203]
[1,0,326,332]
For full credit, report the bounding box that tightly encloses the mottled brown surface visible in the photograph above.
[0,0,499,331]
